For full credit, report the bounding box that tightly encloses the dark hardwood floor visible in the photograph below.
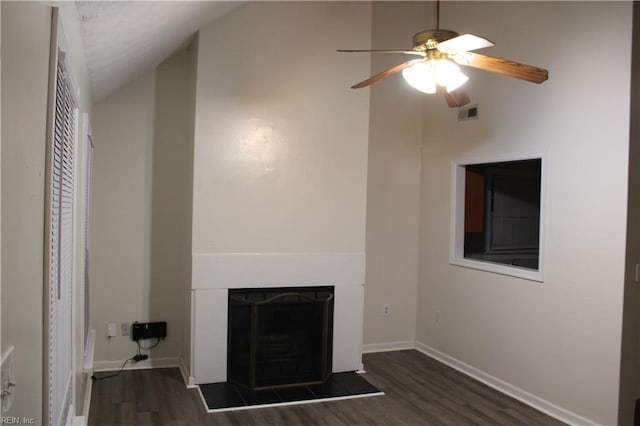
[88,350,566,425]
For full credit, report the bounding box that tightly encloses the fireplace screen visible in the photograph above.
[227,286,334,390]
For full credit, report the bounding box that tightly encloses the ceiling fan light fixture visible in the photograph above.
[402,58,468,94]
[339,0,549,107]
[402,60,437,94]
[436,59,469,92]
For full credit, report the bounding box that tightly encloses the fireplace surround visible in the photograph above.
[190,253,365,385]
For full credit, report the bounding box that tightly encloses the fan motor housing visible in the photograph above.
[412,29,459,49]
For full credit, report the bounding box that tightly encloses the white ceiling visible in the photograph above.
[76,1,244,101]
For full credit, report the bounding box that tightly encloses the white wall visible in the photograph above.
[363,2,424,349]
[91,46,195,368]
[1,2,93,422]
[184,42,198,373]
[0,4,3,396]
[192,1,371,254]
[416,2,632,424]
[150,46,195,372]
[1,4,50,420]
[90,1,372,373]
[190,0,372,383]
[91,71,157,364]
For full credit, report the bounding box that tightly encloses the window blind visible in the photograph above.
[45,10,78,425]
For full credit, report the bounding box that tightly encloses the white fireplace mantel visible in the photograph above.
[190,252,366,385]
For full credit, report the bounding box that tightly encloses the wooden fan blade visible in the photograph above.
[437,34,494,53]
[460,52,548,83]
[443,87,471,108]
[338,49,425,57]
[351,60,417,89]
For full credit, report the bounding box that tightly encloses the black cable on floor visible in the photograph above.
[91,356,135,381]
[92,338,162,381]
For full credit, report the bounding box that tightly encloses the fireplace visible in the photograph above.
[227,286,334,390]
[190,253,364,385]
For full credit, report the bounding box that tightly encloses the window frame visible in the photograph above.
[449,153,547,282]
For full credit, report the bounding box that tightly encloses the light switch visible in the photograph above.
[107,322,117,337]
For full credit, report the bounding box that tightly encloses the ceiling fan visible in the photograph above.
[338,1,549,107]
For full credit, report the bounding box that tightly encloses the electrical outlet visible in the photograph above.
[107,322,117,337]
[435,310,441,323]
[382,304,391,316]
[121,323,130,337]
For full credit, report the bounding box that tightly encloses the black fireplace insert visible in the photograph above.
[227,286,334,390]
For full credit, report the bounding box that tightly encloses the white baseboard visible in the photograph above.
[74,370,93,426]
[93,356,180,372]
[83,329,96,373]
[414,341,596,426]
[188,376,197,387]
[65,403,75,426]
[178,357,197,388]
[362,340,415,354]
[74,329,96,426]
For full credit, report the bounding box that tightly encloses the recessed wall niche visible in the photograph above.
[451,156,545,281]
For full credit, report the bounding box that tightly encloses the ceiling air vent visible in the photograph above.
[458,104,479,121]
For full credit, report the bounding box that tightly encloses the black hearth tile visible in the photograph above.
[331,372,381,395]
[307,376,351,398]
[274,386,315,402]
[198,373,381,410]
[233,385,281,405]
[199,382,246,409]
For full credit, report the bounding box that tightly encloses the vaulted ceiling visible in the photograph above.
[76,1,244,101]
